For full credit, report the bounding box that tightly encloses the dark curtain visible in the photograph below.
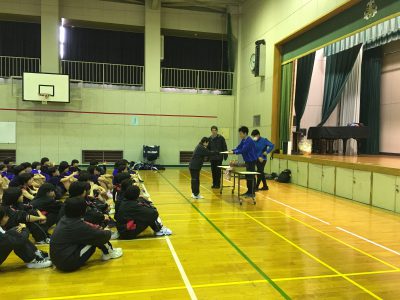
[63,26,144,65]
[294,52,315,131]
[226,13,235,72]
[0,21,41,57]
[360,46,383,154]
[161,36,228,71]
[318,44,362,126]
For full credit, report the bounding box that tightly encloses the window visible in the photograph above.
[253,115,261,127]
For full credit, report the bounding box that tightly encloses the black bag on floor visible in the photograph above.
[276,169,291,183]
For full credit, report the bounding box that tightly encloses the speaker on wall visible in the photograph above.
[254,39,266,77]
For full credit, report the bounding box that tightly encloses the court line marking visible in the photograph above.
[159,172,291,300]
[337,226,400,257]
[282,214,399,270]
[162,210,282,216]
[28,268,400,300]
[265,196,331,225]
[165,236,198,300]
[244,212,382,300]
[165,216,287,222]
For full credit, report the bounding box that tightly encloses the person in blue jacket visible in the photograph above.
[251,129,275,191]
[230,126,258,197]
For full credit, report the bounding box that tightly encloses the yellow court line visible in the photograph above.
[29,268,400,300]
[165,216,287,222]
[244,213,382,300]
[161,210,282,216]
[28,286,187,300]
[281,212,399,270]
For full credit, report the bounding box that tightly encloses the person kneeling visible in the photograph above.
[50,197,122,272]
[115,185,172,239]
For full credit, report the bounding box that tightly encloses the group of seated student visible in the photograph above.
[0,156,172,272]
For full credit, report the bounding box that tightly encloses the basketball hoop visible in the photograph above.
[39,93,50,105]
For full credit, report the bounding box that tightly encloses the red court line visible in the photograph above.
[0,107,218,119]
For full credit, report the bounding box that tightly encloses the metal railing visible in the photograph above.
[161,67,234,93]
[0,56,41,78]
[60,60,144,87]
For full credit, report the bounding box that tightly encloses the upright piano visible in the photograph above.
[307,126,369,155]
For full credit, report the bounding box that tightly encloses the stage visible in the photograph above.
[274,154,400,176]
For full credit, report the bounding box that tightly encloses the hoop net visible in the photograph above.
[39,93,50,105]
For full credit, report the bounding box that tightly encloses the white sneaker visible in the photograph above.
[26,258,52,269]
[155,226,172,236]
[110,231,120,240]
[102,248,123,261]
[196,195,204,199]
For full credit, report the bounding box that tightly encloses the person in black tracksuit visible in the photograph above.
[115,185,172,239]
[31,183,63,229]
[208,126,228,189]
[189,137,218,199]
[50,197,122,272]
[0,206,51,269]
[1,187,49,243]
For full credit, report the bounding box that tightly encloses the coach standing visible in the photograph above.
[208,126,228,189]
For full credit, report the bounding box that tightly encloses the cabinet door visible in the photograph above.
[372,173,396,211]
[279,159,288,173]
[336,168,353,199]
[395,177,400,213]
[288,160,298,185]
[308,163,322,191]
[297,161,308,187]
[322,165,335,195]
[353,170,371,205]
[271,158,280,174]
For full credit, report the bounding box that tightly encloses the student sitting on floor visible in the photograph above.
[40,157,52,176]
[31,161,47,186]
[59,161,78,193]
[18,173,38,203]
[0,206,52,269]
[8,165,25,187]
[2,158,16,181]
[1,187,49,244]
[32,183,63,230]
[0,165,10,202]
[89,161,107,175]
[87,166,113,198]
[69,159,81,173]
[115,185,172,239]
[50,196,122,272]
[76,172,110,215]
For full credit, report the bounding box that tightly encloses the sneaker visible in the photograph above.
[26,258,52,269]
[260,186,269,191]
[110,231,120,240]
[35,250,49,260]
[211,185,220,189]
[36,238,50,245]
[155,226,172,236]
[102,248,123,261]
[240,192,250,197]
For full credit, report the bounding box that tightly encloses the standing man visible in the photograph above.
[229,126,258,197]
[251,129,274,191]
[208,126,228,189]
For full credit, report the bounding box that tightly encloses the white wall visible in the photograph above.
[380,39,400,153]
[0,83,234,164]
[237,0,353,143]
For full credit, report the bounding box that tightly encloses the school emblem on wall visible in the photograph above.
[364,0,378,20]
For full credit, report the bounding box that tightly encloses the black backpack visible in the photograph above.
[276,169,291,183]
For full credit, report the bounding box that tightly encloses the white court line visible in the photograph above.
[336,226,400,257]
[165,237,198,300]
[266,196,331,225]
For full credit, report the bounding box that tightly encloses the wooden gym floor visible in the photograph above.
[3,168,400,299]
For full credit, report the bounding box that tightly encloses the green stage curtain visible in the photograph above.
[318,44,362,126]
[360,46,383,154]
[279,62,294,147]
[294,52,315,131]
